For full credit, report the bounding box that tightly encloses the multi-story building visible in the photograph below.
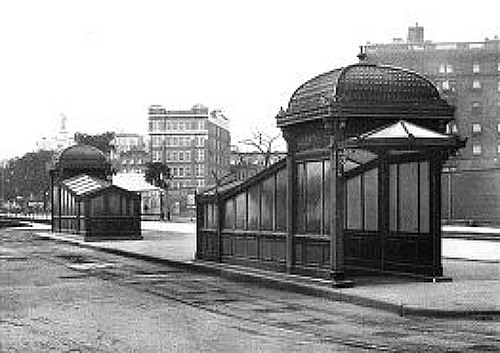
[229,147,286,181]
[113,133,146,155]
[148,103,231,214]
[112,133,148,174]
[114,150,150,174]
[362,25,500,223]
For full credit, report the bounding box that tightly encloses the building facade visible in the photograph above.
[112,133,149,174]
[148,103,231,215]
[229,148,286,181]
[363,25,500,223]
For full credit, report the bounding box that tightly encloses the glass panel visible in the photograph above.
[80,201,85,217]
[419,162,430,233]
[130,199,135,216]
[306,161,322,234]
[399,163,419,232]
[121,196,128,215]
[275,168,287,231]
[53,187,59,213]
[389,164,398,231]
[261,177,274,231]
[91,195,105,216]
[60,189,66,215]
[213,203,218,229]
[364,168,378,231]
[204,204,210,227]
[296,163,306,234]
[323,160,330,234]
[247,185,260,230]
[347,175,362,229]
[235,193,247,229]
[108,193,121,215]
[224,199,235,229]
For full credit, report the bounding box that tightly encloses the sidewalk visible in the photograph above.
[31,221,499,318]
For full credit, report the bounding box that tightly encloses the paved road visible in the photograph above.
[1,228,499,352]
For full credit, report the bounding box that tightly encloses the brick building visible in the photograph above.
[362,25,500,223]
[148,103,231,215]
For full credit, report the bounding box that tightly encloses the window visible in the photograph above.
[179,167,184,177]
[172,122,178,130]
[197,149,205,161]
[442,80,450,91]
[166,122,171,130]
[179,152,184,161]
[473,80,481,89]
[173,152,178,161]
[185,151,191,161]
[172,137,178,146]
[153,150,162,162]
[473,63,480,73]
[471,101,482,115]
[152,136,163,148]
[179,121,184,130]
[439,63,453,73]
[472,123,482,133]
[185,166,191,176]
[472,144,482,155]
[166,151,172,161]
[389,162,429,233]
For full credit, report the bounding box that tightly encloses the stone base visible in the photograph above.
[428,276,453,283]
[330,270,354,288]
[331,279,355,288]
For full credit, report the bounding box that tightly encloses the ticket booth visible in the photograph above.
[51,144,141,241]
[196,63,465,284]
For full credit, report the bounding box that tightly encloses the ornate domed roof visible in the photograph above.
[53,144,110,170]
[278,63,453,127]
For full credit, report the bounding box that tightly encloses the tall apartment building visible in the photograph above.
[112,133,149,174]
[363,25,500,223]
[148,103,231,214]
[113,133,146,155]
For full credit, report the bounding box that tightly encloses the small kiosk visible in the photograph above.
[196,63,465,284]
[50,144,141,241]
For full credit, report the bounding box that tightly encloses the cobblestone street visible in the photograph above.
[1,228,499,352]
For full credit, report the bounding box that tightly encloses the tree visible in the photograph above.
[144,162,171,190]
[1,150,55,204]
[74,131,116,156]
[145,162,171,220]
[238,130,284,167]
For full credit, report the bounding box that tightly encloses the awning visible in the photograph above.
[62,174,109,196]
[341,120,466,153]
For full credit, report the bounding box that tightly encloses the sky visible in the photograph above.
[0,0,499,160]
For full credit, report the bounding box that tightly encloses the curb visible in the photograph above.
[35,232,500,319]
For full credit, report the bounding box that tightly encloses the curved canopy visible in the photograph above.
[278,63,454,127]
[53,144,110,170]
